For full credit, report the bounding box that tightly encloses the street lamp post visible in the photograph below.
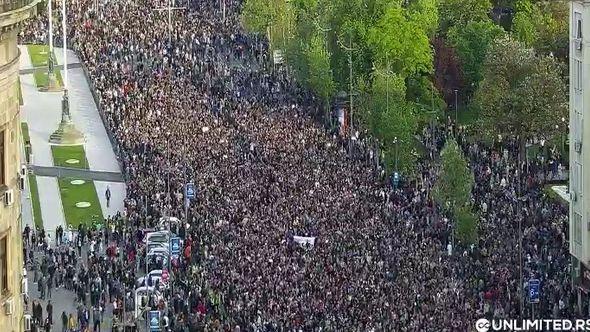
[314,19,332,126]
[338,32,357,156]
[62,0,67,89]
[393,136,398,172]
[454,89,458,128]
[153,0,186,45]
[372,55,393,113]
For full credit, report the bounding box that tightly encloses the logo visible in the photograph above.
[476,318,490,332]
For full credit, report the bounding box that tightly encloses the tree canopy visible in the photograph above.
[433,138,474,213]
[367,3,433,77]
[475,37,567,143]
[438,0,492,34]
[448,20,505,95]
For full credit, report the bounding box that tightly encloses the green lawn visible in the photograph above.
[51,145,89,169]
[27,44,53,67]
[33,68,63,89]
[28,174,43,230]
[21,122,43,229]
[21,123,31,163]
[58,177,103,228]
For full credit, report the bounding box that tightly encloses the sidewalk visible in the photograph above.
[18,45,79,71]
[19,45,127,234]
[36,176,66,233]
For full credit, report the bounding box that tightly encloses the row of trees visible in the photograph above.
[241,0,569,245]
[438,35,567,245]
[242,0,443,174]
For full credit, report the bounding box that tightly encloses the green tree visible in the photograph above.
[406,0,439,38]
[367,3,433,77]
[438,0,492,34]
[533,1,568,59]
[455,207,478,245]
[242,0,273,34]
[304,32,335,118]
[328,0,387,89]
[370,70,417,174]
[512,0,540,47]
[433,138,474,214]
[447,20,505,95]
[475,37,567,146]
[242,0,291,51]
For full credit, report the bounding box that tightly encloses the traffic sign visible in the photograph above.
[529,279,540,303]
[170,237,181,256]
[148,310,161,331]
[185,183,195,200]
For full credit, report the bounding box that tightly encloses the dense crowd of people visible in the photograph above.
[19,0,579,330]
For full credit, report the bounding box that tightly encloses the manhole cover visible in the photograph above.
[75,202,91,208]
[70,180,85,185]
[65,159,80,164]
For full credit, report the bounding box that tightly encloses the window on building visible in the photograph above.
[576,12,583,39]
[572,162,583,194]
[0,236,7,294]
[578,162,584,195]
[575,212,583,245]
[575,60,583,92]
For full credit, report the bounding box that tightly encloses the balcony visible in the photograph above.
[0,0,41,30]
[0,0,34,14]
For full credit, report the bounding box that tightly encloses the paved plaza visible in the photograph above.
[19,44,128,331]
[19,45,126,232]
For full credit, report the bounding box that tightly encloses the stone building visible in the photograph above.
[0,0,41,330]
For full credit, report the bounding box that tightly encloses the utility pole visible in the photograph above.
[48,0,53,53]
[45,0,59,91]
[62,0,67,90]
[338,32,357,156]
[454,89,458,130]
[348,39,353,154]
[153,0,186,45]
[314,19,332,126]
[393,136,398,171]
[518,139,524,318]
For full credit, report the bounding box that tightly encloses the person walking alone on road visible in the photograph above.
[105,186,111,208]
[68,313,76,332]
[61,311,68,332]
[38,275,46,300]
[46,300,53,325]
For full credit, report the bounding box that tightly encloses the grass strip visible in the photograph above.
[21,123,31,163]
[33,68,63,89]
[27,44,51,67]
[51,145,89,169]
[58,177,104,228]
[21,122,43,229]
[28,174,44,230]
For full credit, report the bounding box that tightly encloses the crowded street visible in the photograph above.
[15,0,578,331]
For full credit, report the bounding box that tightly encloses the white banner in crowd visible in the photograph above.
[293,236,316,247]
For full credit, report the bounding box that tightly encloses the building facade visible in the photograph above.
[0,0,40,330]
